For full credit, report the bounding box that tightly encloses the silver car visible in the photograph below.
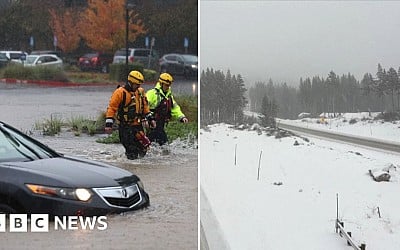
[0,50,28,63]
[113,48,159,69]
[24,54,63,68]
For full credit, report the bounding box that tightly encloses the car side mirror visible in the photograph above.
[37,60,42,64]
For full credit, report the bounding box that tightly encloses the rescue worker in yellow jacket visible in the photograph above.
[105,70,156,160]
[145,73,188,146]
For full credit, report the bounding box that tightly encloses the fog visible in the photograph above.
[200,1,400,87]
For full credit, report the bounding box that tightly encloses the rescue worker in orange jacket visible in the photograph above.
[105,70,156,160]
[145,73,188,146]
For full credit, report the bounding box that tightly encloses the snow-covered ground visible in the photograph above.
[200,115,400,250]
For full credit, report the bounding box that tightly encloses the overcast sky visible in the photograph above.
[200,1,400,86]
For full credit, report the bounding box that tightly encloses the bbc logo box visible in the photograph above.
[0,214,49,232]
[0,214,107,232]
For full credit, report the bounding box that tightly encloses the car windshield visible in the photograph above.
[181,55,198,63]
[115,49,129,56]
[10,53,24,60]
[134,50,150,57]
[0,53,7,60]
[0,123,59,162]
[25,55,38,64]
[83,53,97,58]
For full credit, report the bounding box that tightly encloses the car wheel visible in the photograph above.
[0,203,18,214]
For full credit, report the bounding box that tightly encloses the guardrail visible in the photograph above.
[335,194,366,250]
[278,122,400,154]
[335,220,366,250]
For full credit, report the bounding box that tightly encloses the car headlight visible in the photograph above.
[25,184,92,202]
[191,64,197,69]
[75,188,92,201]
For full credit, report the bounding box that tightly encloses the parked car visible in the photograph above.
[24,54,63,68]
[30,50,63,58]
[113,48,159,70]
[159,53,198,78]
[0,121,150,216]
[77,52,113,73]
[0,50,28,63]
[0,52,10,68]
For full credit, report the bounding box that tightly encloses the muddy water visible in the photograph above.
[0,83,115,131]
[0,83,198,250]
[0,81,197,132]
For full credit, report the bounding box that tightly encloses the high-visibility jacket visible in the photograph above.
[145,82,185,121]
[106,85,151,126]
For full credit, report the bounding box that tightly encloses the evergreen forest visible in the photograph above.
[201,64,400,126]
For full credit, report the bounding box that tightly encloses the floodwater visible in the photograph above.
[0,82,198,250]
[0,80,197,132]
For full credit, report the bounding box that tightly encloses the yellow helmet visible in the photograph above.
[128,70,144,85]
[159,73,173,86]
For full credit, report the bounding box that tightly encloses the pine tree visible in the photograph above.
[298,77,312,113]
[326,71,339,116]
[200,68,247,125]
[260,95,278,127]
[386,67,398,112]
[375,64,388,111]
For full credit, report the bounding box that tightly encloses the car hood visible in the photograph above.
[2,156,136,188]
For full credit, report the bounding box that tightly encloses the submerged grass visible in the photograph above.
[35,113,105,136]
[96,95,198,144]
[34,115,63,136]
[35,95,197,145]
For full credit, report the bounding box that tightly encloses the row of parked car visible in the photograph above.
[77,48,198,78]
[0,48,198,78]
[0,50,63,69]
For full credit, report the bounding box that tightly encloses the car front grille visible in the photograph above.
[104,192,140,207]
[93,184,143,208]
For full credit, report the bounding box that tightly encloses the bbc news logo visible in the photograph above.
[0,214,108,232]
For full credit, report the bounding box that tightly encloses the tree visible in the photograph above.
[260,95,278,127]
[230,73,247,123]
[0,0,198,57]
[78,0,146,52]
[375,64,388,111]
[49,9,81,53]
[248,81,268,113]
[386,67,399,112]
[326,71,339,116]
[397,67,400,110]
[0,0,62,51]
[135,0,198,55]
[361,73,374,96]
[200,68,247,125]
[298,77,313,112]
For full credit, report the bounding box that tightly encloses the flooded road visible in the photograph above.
[0,82,198,250]
[0,80,197,132]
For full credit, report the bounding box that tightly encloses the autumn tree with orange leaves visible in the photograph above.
[49,8,81,53]
[79,0,146,53]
